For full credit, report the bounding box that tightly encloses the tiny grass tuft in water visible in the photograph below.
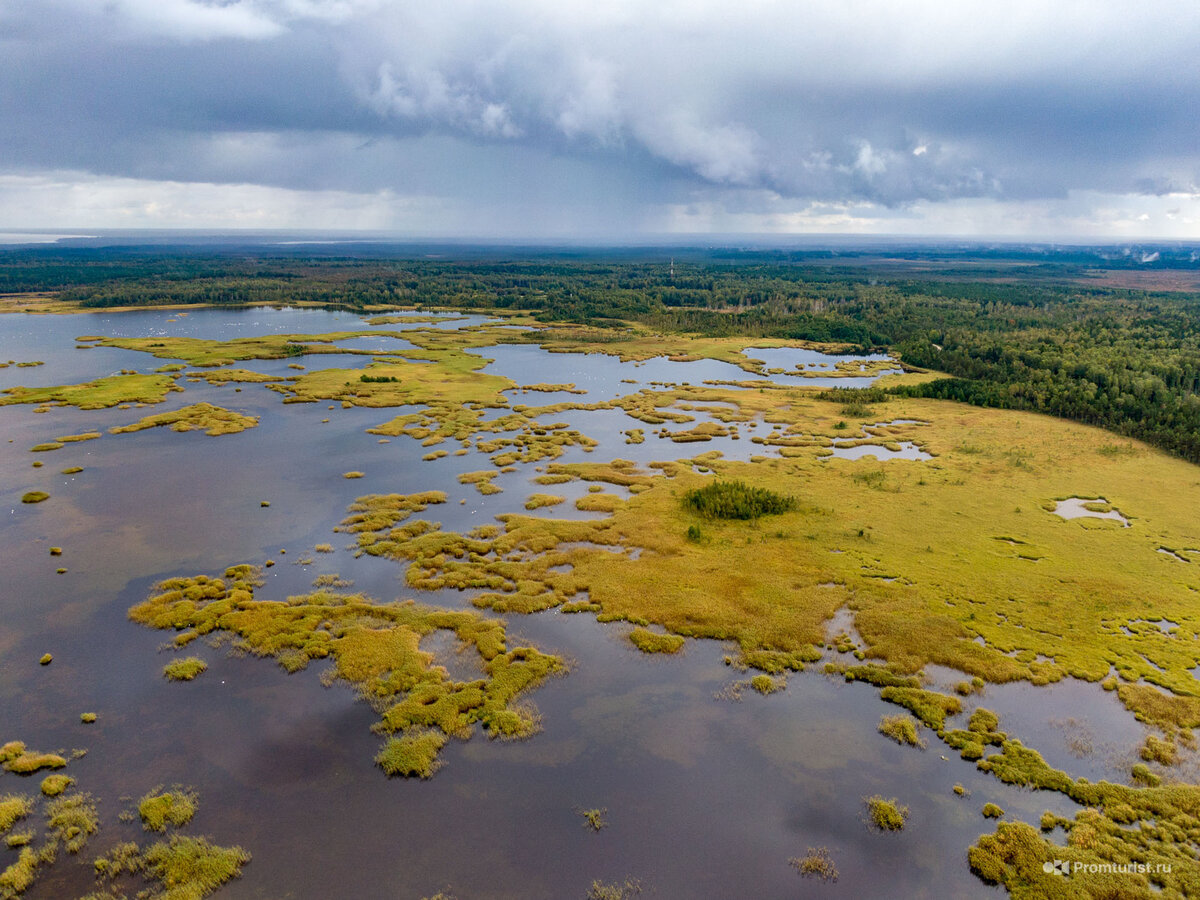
[162,657,207,681]
[138,787,197,832]
[579,807,607,831]
[586,878,642,900]
[790,846,838,882]
[628,628,685,654]
[376,731,448,779]
[864,795,908,831]
[39,774,73,797]
[878,714,924,748]
[524,494,565,510]
[21,492,49,504]
[750,674,783,694]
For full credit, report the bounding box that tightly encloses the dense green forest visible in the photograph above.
[4,244,1200,463]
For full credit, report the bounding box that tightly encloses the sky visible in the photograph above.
[1,0,1198,240]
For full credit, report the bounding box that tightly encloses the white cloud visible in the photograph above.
[98,0,285,40]
[0,172,443,231]
[3,0,1200,233]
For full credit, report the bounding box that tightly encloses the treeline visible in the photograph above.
[4,248,1200,463]
[893,327,1200,462]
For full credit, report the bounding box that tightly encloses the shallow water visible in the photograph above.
[0,307,1149,899]
[826,441,932,461]
[1052,496,1130,526]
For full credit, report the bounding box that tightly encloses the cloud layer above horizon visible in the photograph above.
[1,0,1198,238]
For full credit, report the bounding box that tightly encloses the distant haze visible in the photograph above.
[1,1,1197,238]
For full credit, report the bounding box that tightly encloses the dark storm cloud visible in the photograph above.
[1,0,1198,233]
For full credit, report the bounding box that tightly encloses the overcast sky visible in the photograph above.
[1,0,1197,239]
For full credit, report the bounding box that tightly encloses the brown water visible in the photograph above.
[0,307,1146,898]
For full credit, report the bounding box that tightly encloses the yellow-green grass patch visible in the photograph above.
[110,402,259,437]
[129,565,564,776]
[628,628,685,654]
[790,847,838,882]
[878,714,924,748]
[0,796,33,833]
[524,494,565,510]
[163,657,207,681]
[39,774,73,797]
[864,795,908,831]
[0,742,66,775]
[138,787,197,831]
[0,373,181,409]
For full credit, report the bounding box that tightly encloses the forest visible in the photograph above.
[4,243,1200,462]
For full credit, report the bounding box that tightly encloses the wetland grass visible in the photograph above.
[131,566,564,776]
[0,847,38,895]
[579,808,607,831]
[46,792,99,852]
[65,321,1200,889]
[864,795,908,831]
[138,788,197,831]
[162,657,207,681]
[110,403,258,437]
[375,731,448,779]
[524,494,565,510]
[0,373,180,410]
[628,628,685,654]
[39,775,72,797]
[20,492,48,504]
[1140,734,1178,765]
[0,744,66,775]
[586,879,642,900]
[0,796,33,833]
[790,846,838,882]
[750,674,783,694]
[92,835,252,899]
[878,714,924,748]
